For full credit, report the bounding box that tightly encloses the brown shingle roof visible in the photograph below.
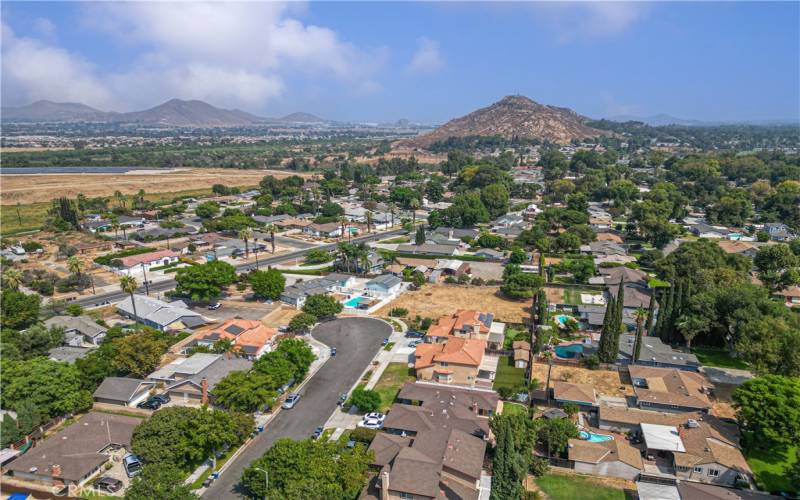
[568,438,643,469]
[629,366,712,410]
[553,381,597,405]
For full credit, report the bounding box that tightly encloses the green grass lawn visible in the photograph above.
[380,236,410,244]
[562,288,602,305]
[746,444,798,493]
[502,402,529,417]
[692,347,749,370]
[383,342,396,351]
[372,363,415,412]
[536,473,627,500]
[494,356,526,392]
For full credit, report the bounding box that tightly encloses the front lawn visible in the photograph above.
[746,444,798,493]
[373,363,416,412]
[535,473,626,500]
[502,402,529,417]
[494,356,526,392]
[692,347,749,370]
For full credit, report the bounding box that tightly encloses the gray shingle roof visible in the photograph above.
[44,315,107,339]
[93,377,154,402]
[117,294,203,329]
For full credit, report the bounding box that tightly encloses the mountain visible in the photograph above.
[1,100,116,122]
[279,112,326,123]
[400,95,610,148]
[121,99,264,127]
[605,113,711,127]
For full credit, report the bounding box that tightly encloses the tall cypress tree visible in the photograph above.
[645,292,656,335]
[658,283,675,343]
[598,296,617,363]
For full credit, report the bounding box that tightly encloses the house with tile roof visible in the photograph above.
[425,310,504,344]
[116,249,179,275]
[629,365,712,413]
[186,319,280,359]
[414,338,490,387]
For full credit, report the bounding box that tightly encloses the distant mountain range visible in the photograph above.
[400,95,611,148]
[603,113,799,127]
[0,99,329,127]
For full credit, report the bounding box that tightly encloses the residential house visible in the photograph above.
[599,406,701,434]
[4,412,139,487]
[595,232,624,244]
[430,227,479,241]
[186,319,280,359]
[304,222,342,238]
[48,347,91,363]
[491,213,524,228]
[618,334,701,371]
[434,259,471,278]
[581,241,636,265]
[629,365,712,413]
[415,338,490,386]
[473,248,505,260]
[397,243,462,256]
[116,249,179,276]
[116,294,206,331]
[44,315,107,346]
[252,214,291,225]
[364,383,499,500]
[764,222,795,241]
[717,240,759,258]
[568,437,643,480]
[552,381,598,409]
[596,267,649,287]
[93,377,156,407]
[775,286,800,307]
[425,310,503,343]
[148,353,253,406]
[677,481,781,500]
[688,223,731,239]
[279,273,355,308]
[365,274,403,297]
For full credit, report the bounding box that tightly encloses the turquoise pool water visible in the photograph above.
[343,296,368,308]
[579,431,613,442]
[555,344,583,358]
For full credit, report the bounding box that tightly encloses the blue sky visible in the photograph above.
[2,2,798,123]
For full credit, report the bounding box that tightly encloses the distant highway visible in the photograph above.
[75,229,406,307]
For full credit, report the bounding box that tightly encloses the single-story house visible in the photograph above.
[152,353,253,406]
[618,334,701,371]
[116,249,180,275]
[473,248,505,260]
[45,315,107,346]
[569,436,643,480]
[629,365,712,413]
[764,222,795,241]
[303,222,342,238]
[48,346,92,363]
[116,294,206,331]
[93,377,156,407]
[396,243,462,256]
[775,286,800,307]
[365,274,403,297]
[552,381,597,408]
[279,273,355,308]
[186,319,280,359]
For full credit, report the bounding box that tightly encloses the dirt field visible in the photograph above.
[376,284,530,324]
[529,362,634,398]
[0,168,312,205]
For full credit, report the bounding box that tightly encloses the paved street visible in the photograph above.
[75,229,405,308]
[202,317,392,499]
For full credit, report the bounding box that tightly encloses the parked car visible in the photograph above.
[137,398,161,410]
[405,330,424,338]
[337,393,348,406]
[207,302,221,310]
[312,427,324,440]
[202,476,215,488]
[95,477,123,493]
[365,412,385,422]
[330,347,337,356]
[151,393,171,404]
[408,340,421,348]
[282,393,301,409]
[357,417,383,430]
[123,454,143,478]
[381,338,390,346]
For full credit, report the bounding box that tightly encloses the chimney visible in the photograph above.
[448,229,454,240]
[380,470,390,500]
[472,402,478,414]
[201,377,209,405]
[52,464,62,477]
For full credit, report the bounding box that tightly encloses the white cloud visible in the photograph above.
[31,17,56,41]
[2,2,385,111]
[530,2,649,43]
[406,37,444,74]
[1,23,114,108]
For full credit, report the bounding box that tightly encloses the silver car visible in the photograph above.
[282,393,301,409]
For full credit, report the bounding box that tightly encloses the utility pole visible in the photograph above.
[140,263,150,295]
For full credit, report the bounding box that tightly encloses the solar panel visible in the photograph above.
[224,325,245,335]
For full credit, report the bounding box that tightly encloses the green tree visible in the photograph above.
[254,352,296,387]
[195,201,220,219]
[0,290,41,330]
[733,375,800,449]
[304,249,333,264]
[302,294,343,318]
[508,247,527,264]
[125,464,199,500]
[2,268,23,290]
[212,371,277,412]
[119,275,139,319]
[16,399,43,435]
[175,260,236,302]
[112,332,168,378]
[415,226,426,245]
[288,312,317,333]
[249,269,286,300]
[481,183,510,218]
[1,358,92,417]
[349,387,381,412]
[0,414,20,447]
[276,338,316,380]
[65,303,83,316]
[500,266,544,300]
[537,416,579,457]
[754,244,799,291]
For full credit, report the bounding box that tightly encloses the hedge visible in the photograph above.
[93,246,156,266]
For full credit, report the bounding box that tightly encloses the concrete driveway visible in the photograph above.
[201,317,392,499]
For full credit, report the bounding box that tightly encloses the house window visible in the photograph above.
[440,362,448,367]
[708,469,720,477]
[399,493,414,500]
[693,466,703,473]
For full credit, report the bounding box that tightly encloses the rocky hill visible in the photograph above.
[400,95,610,148]
[1,100,116,122]
[120,99,263,127]
[279,112,326,123]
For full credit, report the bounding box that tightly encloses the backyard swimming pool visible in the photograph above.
[343,296,369,308]
[579,431,614,442]
[554,344,583,359]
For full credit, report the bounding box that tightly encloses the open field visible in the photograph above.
[529,362,634,398]
[0,167,311,205]
[376,284,530,324]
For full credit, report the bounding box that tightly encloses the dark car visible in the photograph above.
[337,393,348,406]
[137,398,161,410]
[95,476,123,493]
[405,330,424,338]
[151,394,171,404]
[330,347,337,356]
[381,338,390,346]
[203,477,215,488]
[207,302,222,310]
[312,427,324,440]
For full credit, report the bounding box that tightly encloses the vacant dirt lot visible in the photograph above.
[376,284,530,324]
[530,362,634,398]
[1,168,312,205]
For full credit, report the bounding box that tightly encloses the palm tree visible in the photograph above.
[67,256,84,278]
[632,307,648,362]
[119,275,139,320]
[264,224,276,253]
[409,198,421,227]
[114,190,125,210]
[239,228,253,259]
[365,210,373,234]
[339,217,348,242]
[253,237,260,269]
[3,268,23,290]
[388,203,396,228]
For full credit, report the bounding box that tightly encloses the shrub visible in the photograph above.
[30,280,54,296]
[350,427,377,444]
[65,304,83,316]
[529,456,550,477]
[389,307,408,317]
[562,402,579,417]
[583,355,600,370]
[349,387,381,412]
[288,313,317,333]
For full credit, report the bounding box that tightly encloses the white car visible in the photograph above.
[282,393,301,409]
[358,417,383,430]
[365,412,385,422]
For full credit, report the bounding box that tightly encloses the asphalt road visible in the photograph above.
[202,317,392,499]
[75,229,405,307]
